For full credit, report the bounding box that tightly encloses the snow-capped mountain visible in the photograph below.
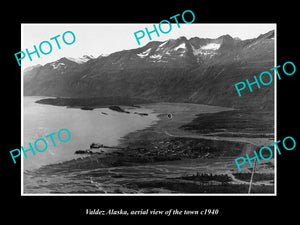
[24,30,274,110]
[34,55,97,75]
[66,55,95,64]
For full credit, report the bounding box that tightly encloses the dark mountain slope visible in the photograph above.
[24,30,275,110]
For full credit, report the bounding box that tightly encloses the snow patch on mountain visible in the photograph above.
[51,62,65,69]
[67,55,95,64]
[173,42,186,51]
[157,41,168,50]
[191,46,202,56]
[137,48,151,58]
[200,43,220,50]
[149,54,162,60]
[191,43,220,59]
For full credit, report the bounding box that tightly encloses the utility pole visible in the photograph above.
[248,158,257,194]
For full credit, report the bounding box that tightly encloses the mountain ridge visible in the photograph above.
[24,30,275,111]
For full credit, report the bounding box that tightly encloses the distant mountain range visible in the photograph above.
[24,30,275,111]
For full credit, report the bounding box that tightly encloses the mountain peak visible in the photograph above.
[217,34,234,41]
[66,55,95,64]
[24,30,274,110]
[257,30,274,40]
[23,64,42,73]
[178,36,188,41]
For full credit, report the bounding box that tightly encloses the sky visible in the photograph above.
[21,23,276,68]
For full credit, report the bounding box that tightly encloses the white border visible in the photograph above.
[21,23,277,196]
[274,26,277,196]
[21,24,24,196]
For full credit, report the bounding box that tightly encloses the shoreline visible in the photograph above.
[34,96,153,109]
[23,96,159,172]
[24,102,275,194]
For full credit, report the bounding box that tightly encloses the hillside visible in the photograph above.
[24,30,275,111]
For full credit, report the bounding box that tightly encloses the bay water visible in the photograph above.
[23,96,159,171]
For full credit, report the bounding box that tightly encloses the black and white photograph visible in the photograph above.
[21,24,276,195]
[3,2,299,222]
